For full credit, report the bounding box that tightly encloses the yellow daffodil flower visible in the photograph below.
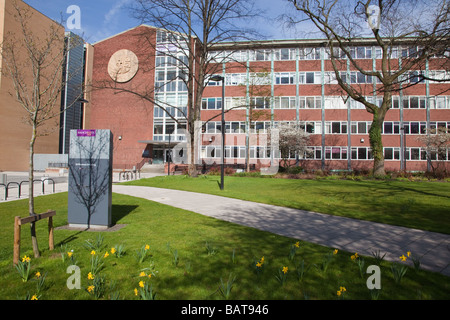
[139,281,145,288]
[35,272,41,278]
[31,295,38,300]
[333,249,338,255]
[88,272,94,280]
[139,271,146,277]
[67,251,73,257]
[104,252,109,258]
[111,247,116,254]
[145,244,150,250]
[400,254,407,262]
[282,266,288,274]
[91,250,96,255]
[87,285,95,293]
[295,241,300,248]
[134,288,138,296]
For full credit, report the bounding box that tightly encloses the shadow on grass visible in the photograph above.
[112,204,139,225]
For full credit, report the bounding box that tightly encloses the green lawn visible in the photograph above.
[0,191,448,300]
[122,175,450,235]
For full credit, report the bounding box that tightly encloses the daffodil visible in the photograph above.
[88,272,94,280]
[111,247,116,254]
[295,241,300,248]
[256,262,262,268]
[333,249,338,255]
[139,271,146,277]
[104,252,109,258]
[399,254,407,262]
[337,290,342,296]
[87,285,95,293]
[282,266,288,274]
[407,251,411,257]
[22,255,30,263]
[31,295,38,300]
[139,281,145,288]
[67,251,73,257]
[35,272,41,278]
[134,288,138,296]
[91,250,96,255]
[145,244,150,250]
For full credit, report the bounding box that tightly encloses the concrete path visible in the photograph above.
[112,184,450,277]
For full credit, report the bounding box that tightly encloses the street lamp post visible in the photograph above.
[210,75,225,190]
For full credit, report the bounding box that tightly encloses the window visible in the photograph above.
[325,122,347,134]
[384,147,400,160]
[274,97,296,109]
[325,147,348,160]
[351,147,373,160]
[299,72,321,84]
[201,97,222,110]
[275,72,296,85]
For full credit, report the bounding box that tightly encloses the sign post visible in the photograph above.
[68,129,113,229]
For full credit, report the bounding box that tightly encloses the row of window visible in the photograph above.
[200,145,450,161]
[208,45,449,63]
[202,120,450,135]
[206,71,449,87]
[201,95,450,110]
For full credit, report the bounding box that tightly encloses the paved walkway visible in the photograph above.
[112,185,450,277]
[2,172,449,276]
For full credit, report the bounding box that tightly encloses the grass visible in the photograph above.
[122,175,450,235]
[0,191,449,300]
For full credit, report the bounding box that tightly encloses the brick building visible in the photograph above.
[0,0,65,171]
[87,25,450,173]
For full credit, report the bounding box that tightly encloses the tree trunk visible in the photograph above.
[188,127,198,177]
[369,111,386,177]
[29,125,40,258]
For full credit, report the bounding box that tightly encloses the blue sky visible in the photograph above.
[23,0,299,44]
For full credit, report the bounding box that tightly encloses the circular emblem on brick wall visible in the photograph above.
[108,49,139,83]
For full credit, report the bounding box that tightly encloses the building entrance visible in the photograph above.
[152,149,164,164]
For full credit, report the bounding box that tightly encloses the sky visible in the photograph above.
[23,0,304,44]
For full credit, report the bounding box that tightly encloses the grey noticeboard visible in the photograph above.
[68,129,113,229]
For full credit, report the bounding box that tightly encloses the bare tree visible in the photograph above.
[101,0,261,177]
[284,0,450,176]
[0,1,84,257]
[241,69,272,172]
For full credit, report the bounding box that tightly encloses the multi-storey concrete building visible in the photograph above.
[87,24,449,173]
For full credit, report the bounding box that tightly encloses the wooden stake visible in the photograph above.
[13,216,21,265]
[48,214,54,251]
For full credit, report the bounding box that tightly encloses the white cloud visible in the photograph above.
[103,0,133,26]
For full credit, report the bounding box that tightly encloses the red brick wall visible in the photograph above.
[88,26,157,169]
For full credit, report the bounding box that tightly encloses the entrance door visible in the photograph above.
[152,149,164,164]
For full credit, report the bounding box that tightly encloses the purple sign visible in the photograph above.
[77,130,96,137]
